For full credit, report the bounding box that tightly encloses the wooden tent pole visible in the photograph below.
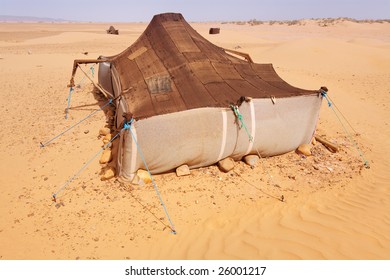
[315,135,339,153]
[68,59,110,88]
[223,48,254,63]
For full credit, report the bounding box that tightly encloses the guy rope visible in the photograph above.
[50,118,177,235]
[230,99,281,189]
[320,88,370,169]
[40,97,119,147]
[125,119,177,234]
[51,127,122,202]
[65,64,96,119]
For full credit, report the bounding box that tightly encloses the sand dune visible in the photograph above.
[0,19,389,260]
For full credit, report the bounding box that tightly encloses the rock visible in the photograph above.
[103,142,112,149]
[136,169,152,184]
[311,137,317,145]
[176,165,190,177]
[131,174,142,185]
[102,133,112,144]
[84,130,89,134]
[243,155,259,167]
[99,149,112,164]
[296,143,312,156]
[106,110,115,117]
[99,127,110,136]
[218,157,235,172]
[101,167,116,181]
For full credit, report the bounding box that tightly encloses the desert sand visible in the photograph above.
[0,19,389,260]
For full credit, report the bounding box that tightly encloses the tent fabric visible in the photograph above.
[93,12,323,179]
[98,13,319,123]
[118,96,322,179]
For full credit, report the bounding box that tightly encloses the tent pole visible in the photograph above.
[68,59,110,88]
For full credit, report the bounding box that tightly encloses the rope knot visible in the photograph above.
[320,89,332,107]
[123,118,134,130]
[229,104,253,142]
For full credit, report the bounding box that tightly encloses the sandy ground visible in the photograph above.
[0,19,389,260]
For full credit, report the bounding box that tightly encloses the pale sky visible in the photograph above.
[1,0,389,22]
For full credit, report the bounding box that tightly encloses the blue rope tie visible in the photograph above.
[124,119,177,235]
[90,65,95,78]
[230,104,253,142]
[65,87,74,119]
[320,90,370,168]
[41,99,113,148]
[321,90,332,107]
[230,103,281,188]
[66,65,96,119]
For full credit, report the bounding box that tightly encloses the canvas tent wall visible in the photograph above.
[72,13,323,181]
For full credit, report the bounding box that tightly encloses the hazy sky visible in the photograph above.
[2,0,389,22]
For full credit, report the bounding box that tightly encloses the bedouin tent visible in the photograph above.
[106,25,119,35]
[69,13,323,181]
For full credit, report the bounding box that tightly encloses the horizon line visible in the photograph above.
[1,14,390,24]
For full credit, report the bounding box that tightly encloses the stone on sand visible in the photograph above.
[136,169,152,184]
[297,143,312,156]
[99,127,110,136]
[102,133,112,144]
[101,167,116,181]
[243,155,259,167]
[176,165,191,176]
[218,157,235,172]
[99,148,112,164]
[106,110,115,117]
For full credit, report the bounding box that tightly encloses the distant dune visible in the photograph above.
[2,15,390,25]
[222,17,390,27]
[0,15,68,22]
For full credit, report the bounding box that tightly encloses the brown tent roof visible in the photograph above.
[108,13,317,119]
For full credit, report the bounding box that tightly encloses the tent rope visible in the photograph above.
[77,64,113,99]
[229,104,280,188]
[40,98,114,148]
[320,89,370,168]
[327,94,358,134]
[126,120,177,235]
[90,65,95,78]
[51,126,122,202]
[65,87,74,119]
[65,65,95,119]
[51,118,177,235]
